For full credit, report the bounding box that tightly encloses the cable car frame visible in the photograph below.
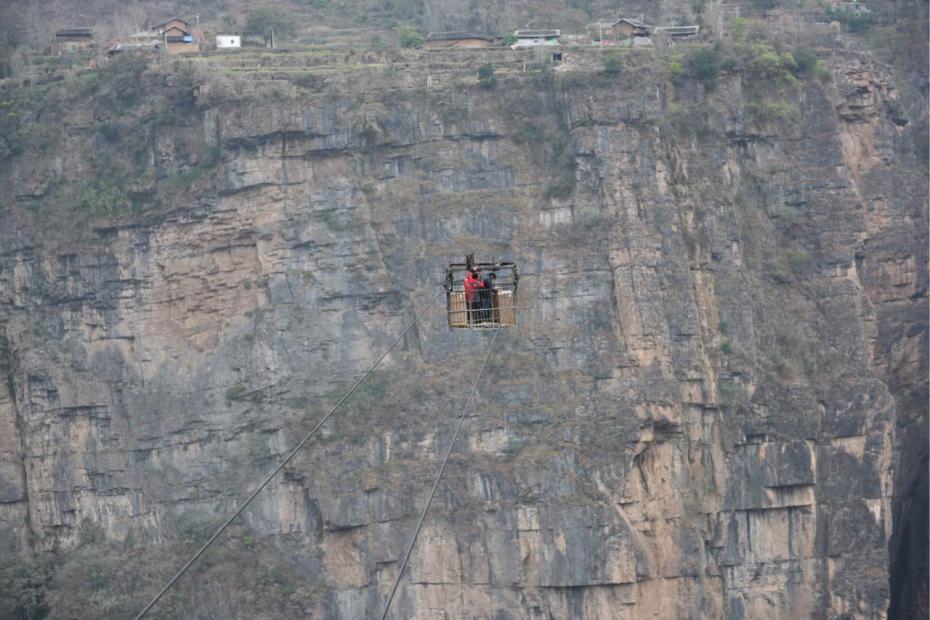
[444,255,518,329]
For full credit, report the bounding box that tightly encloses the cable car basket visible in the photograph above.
[444,256,518,329]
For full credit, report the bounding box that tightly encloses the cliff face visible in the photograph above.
[0,38,926,619]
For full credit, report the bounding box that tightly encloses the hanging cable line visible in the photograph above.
[380,326,502,620]
[135,288,445,619]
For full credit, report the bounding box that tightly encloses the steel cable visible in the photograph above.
[135,288,445,619]
[380,326,502,620]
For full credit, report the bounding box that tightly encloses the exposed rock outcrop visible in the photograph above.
[0,40,925,618]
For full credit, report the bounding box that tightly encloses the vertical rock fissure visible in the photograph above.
[833,57,929,613]
[2,333,35,555]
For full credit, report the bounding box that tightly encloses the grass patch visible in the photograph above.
[768,264,792,284]
[748,99,799,125]
[787,249,810,272]
[225,384,248,401]
[719,377,749,409]
[317,209,354,232]
[77,180,133,217]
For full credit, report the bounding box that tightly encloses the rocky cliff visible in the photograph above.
[0,23,926,620]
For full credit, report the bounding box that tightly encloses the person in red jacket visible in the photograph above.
[464,269,484,324]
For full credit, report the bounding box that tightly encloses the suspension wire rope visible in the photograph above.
[380,326,502,620]
[135,288,445,620]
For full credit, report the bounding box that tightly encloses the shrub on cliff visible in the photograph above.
[730,17,749,44]
[370,34,388,50]
[662,50,685,82]
[0,556,49,620]
[78,180,132,217]
[787,248,811,272]
[662,102,722,138]
[99,54,150,110]
[827,5,874,33]
[396,26,424,48]
[748,99,799,124]
[790,47,817,74]
[0,85,59,160]
[478,64,497,89]
[602,51,624,74]
[745,42,798,87]
[790,47,831,83]
[686,46,721,91]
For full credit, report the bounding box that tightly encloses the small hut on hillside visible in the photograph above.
[610,18,651,39]
[55,28,95,53]
[152,17,200,54]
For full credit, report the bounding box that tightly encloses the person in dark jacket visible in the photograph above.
[463,269,484,324]
[480,271,496,323]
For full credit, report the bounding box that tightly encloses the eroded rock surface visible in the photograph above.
[0,40,925,619]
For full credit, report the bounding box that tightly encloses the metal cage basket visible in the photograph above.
[444,258,518,329]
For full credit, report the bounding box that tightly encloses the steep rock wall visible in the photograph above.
[0,45,925,618]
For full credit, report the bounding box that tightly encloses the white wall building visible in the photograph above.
[511,30,561,48]
[216,35,241,49]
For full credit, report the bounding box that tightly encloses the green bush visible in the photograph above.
[0,132,22,159]
[686,47,721,90]
[662,102,720,138]
[502,34,518,46]
[96,121,120,143]
[98,54,150,109]
[748,99,799,124]
[790,47,818,74]
[662,50,685,81]
[78,180,132,217]
[719,378,749,407]
[665,102,690,133]
[769,265,791,284]
[788,48,831,83]
[730,17,749,44]
[478,64,497,89]
[513,122,544,144]
[787,248,810,271]
[827,6,874,33]
[814,60,831,83]
[0,86,54,160]
[0,557,49,620]
[602,51,624,74]
[743,42,799,88]
[78,519,103,546]
[397,27,424,48]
